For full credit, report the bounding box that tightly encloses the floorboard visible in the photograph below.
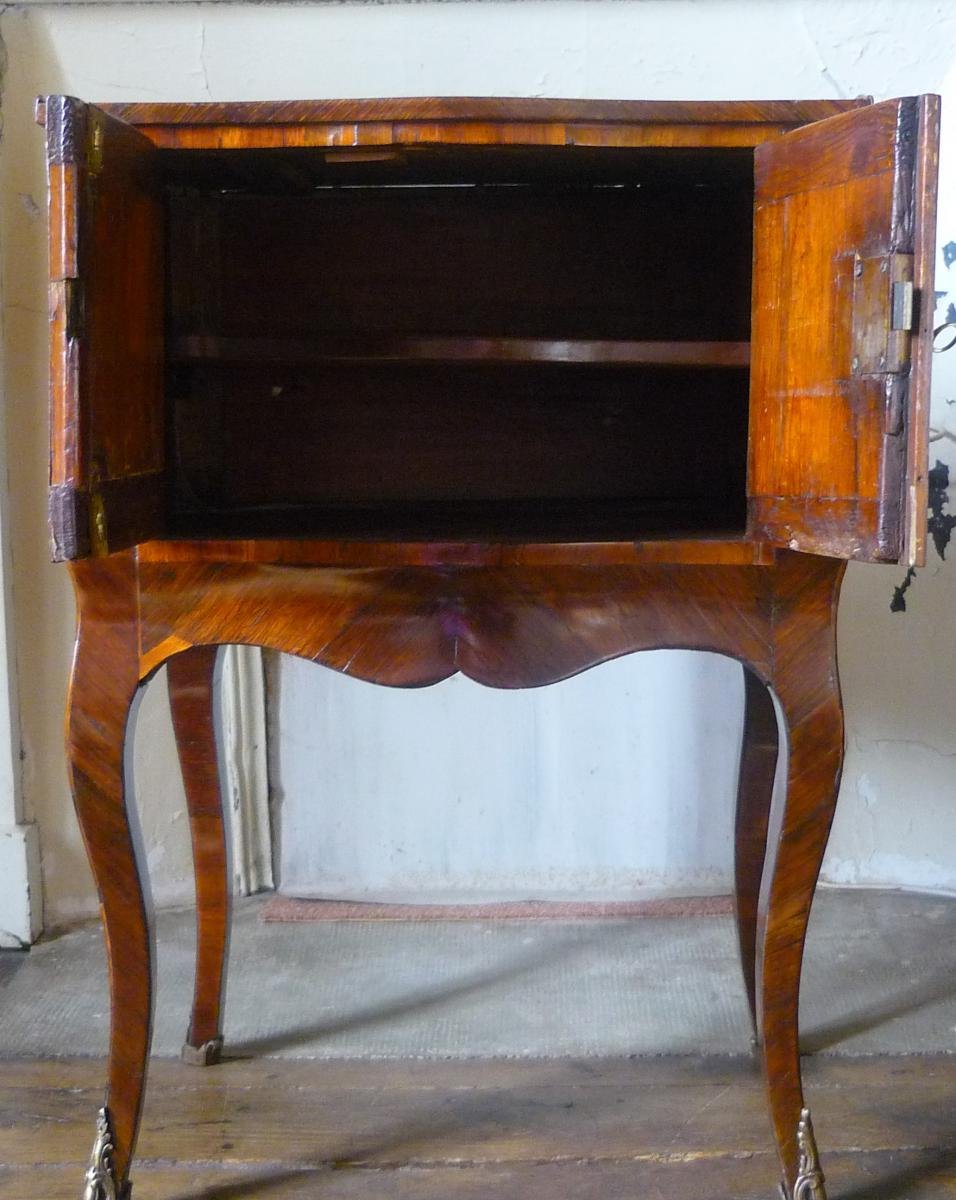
[3,1054,956,1198]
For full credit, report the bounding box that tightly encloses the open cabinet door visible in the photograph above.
[41,96,165,560]
[749,96,939,565]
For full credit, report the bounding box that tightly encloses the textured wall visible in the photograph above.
[268,2,956,901]
[0,1,954,926]
[275,654,744,902]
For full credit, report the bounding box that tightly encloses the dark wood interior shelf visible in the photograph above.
[171,334,752,369]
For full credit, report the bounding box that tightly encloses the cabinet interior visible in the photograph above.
[163,142,755,542]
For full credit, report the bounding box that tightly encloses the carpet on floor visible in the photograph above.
[260,894,736,921]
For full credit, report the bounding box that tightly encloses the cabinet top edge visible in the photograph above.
[134,539,778,569]
[37,95,872,129]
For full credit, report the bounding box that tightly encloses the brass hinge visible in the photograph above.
[90,492,109,555]
[88,115,105,177]
[851,252,915,377]
[47,486,108,560]
[48,485,91,561]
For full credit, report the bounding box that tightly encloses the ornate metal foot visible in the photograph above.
[181,1035,224,1066]
[83,1107,121,1200]
[788,1106,827,1200]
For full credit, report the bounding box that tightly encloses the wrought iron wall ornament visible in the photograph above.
[933,321,956,353]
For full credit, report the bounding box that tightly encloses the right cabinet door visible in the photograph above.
[748,96,939,565]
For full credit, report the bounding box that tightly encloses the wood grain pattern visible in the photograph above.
[65,545,844,1196]
[10,1153,956,1200]
[749,97,939,564]
[904,93,942,564]
[754,97,903,201]
[136,537,777,568]
[66,555,153,1191]
[85,97,872,155]
[165,591,779,1054]
[127,120,831,154]
[734,669,778,1040]
[41,96,165,560]
[755,555,846,1195]
[95,96,870,127]
[44,90,938,1200]
[167,646,229,1064]
[134,559,779,687]
[172,334,752,368]
[42,93,936,561]
[4,1054,956,1199]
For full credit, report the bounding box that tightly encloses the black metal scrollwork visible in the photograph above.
[934,322,956,354]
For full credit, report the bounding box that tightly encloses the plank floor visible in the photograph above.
[2,1054,956,1198]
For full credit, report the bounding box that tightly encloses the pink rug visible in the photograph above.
[261,894,735,922]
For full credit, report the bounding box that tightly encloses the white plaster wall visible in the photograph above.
[0,0,954,925]
[267,1,956,901]
[827,116,956,892]
[275,654,745,902]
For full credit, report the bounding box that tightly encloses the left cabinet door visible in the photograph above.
[42,96,165,560]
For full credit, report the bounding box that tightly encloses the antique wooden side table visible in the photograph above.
[39,95,939,1200]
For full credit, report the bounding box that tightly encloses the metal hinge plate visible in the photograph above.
[90,492,109,555]
[851,252,915,376]
[88,115,105,177]
[48,485,91,561]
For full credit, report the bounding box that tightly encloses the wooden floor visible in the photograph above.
[2,1054,956,1198]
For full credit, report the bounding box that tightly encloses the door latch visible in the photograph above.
[891,279,914,331]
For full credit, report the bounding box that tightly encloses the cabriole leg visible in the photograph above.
[168,645,230,1066]
[68,555,151,1199]
[734,667,778,1047]
[758,558,845,1200]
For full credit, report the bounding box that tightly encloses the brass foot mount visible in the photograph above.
[82,1107,123,1200]
[788,1106,827,1200]
[181,1035,224,1066]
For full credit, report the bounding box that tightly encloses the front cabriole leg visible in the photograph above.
[760,553,846,1200]
[68,553,150,1200]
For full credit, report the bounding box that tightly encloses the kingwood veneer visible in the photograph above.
[39,95,939,1200]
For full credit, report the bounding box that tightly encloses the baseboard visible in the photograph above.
[0,822,42,945]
